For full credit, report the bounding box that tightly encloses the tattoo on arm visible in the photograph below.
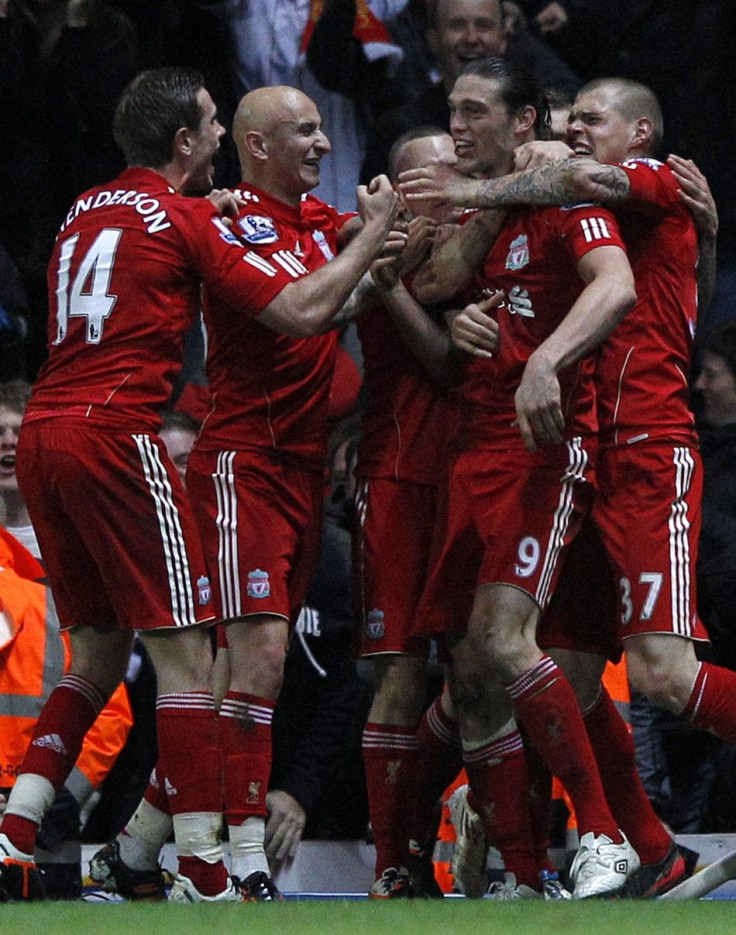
[473,160,630,208]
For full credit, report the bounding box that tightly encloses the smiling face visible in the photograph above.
[567,86,638,166]
[429,0,507,89]
[449,74,522,178]
[260,90,331,205]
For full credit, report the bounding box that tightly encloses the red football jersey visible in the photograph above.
[597,158,699,447]
[356,296,456,485]
[196,185,351,467]
[26,168,276,432]
[458,202,626,449]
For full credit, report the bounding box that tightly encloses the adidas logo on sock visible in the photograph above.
[32,733,67,755]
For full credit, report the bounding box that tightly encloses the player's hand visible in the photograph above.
[357,175,400,236]
[535,1,568,34]
[396,215,439,275]
[667,154,718,240]
[513,141,573,171]
[371,253,401,290]
[265,790,307,864]
[514,354,564,451]
[381,216,409,261]
[450,293,503,358]
[502,1,526,33]
[399,162,476,210]
[66,0,92,27]
[207,188,245,219]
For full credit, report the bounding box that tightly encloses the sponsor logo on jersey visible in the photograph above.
[505,234,529,270]
[508,285,534,318]
[239,215,279,244]
[197,575,211,605]
[312,229,335,261]
[366,608,385,639]
[247,568,271,598]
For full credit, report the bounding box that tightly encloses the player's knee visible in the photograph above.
[627,654,683,713]
[481,625,531,681]
[259,638,288,685]
[372,656,426,720]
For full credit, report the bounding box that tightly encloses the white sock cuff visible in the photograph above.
[125,797,174,848]
[5,773,56,827]
[172,811,224,864]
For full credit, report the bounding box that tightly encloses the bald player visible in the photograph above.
[183,85,399,899]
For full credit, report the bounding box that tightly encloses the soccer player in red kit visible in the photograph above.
[0,67,319,903]
[352,127,465,898]
[400,58,639,899]
[403,75,727,897]
[184,85,400,896]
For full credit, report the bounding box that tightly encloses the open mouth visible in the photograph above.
[572,143,593,157]
[0,453,16,474]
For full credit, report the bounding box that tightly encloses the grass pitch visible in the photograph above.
[1,898,735,935]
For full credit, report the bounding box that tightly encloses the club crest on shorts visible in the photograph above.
[366,608,385,639]
[505,234,529,270]
[197,575,211,605]
[238,215,279,244]
[247,568,271,598]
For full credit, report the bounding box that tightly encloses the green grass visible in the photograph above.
[1,899,735,935]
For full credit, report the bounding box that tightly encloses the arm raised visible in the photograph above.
[256,176,399,337]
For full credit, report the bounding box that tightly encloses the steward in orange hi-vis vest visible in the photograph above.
[0,528,132,796]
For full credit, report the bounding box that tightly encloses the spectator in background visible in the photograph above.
[0,0,45,267]
[361,0,580,182]
[0,244,30,381]
[194,0,409,210]
[41,0,138,220]
[694,325,736,672]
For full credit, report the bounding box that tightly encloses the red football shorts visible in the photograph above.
[187,447,323,628]
[594,442,708,641]
[539,442,708,656]
[414,438,596,638]
[16,420,214,632]
[537,514,622,661]
[354,476,437,657]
